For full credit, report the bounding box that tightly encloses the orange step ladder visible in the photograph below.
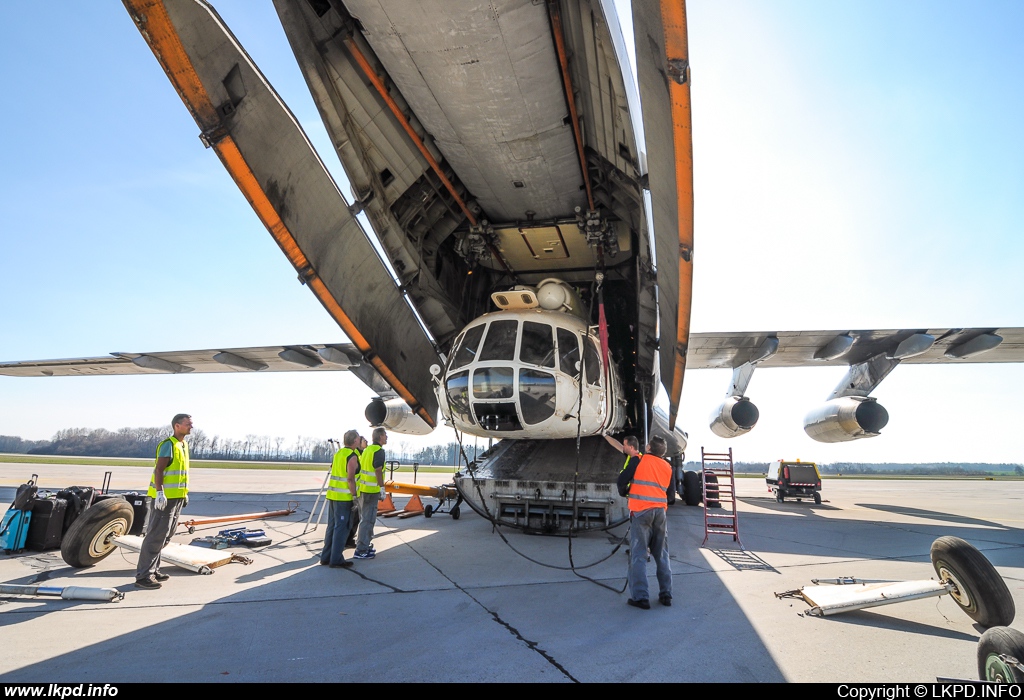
[701,447,743,549]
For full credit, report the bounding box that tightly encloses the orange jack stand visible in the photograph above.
[378,493,397,515]
[397,494,425,519]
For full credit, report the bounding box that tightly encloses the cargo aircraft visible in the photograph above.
[3,0,1022,532]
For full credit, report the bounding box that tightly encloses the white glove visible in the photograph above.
[184,494,189,508]
[155,490,168,511]
[379,491,387,502]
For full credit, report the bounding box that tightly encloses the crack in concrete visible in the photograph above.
[392,527,579,682]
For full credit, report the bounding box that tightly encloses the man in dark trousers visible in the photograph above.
[135,414,192,590]
[617,435,673,609]
[320,429,360,568]
[353,428,388,559]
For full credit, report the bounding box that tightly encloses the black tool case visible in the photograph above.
[121,492,150,535]
[26,497,68,551]
[55,486,95,533]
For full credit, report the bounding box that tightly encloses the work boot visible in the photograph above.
[135,576,161,590]
[659,594,672,607]
[627,598,650,610]
[153,572,170,582]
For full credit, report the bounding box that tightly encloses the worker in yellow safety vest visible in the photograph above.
[135,413,192,590]
[353,427,388,559]
[603,433,642,473]
[617,435,673,609]
[321,429,361,568]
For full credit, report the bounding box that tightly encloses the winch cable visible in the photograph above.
[448,419,621,573]
[438,274,630,588]
[565,275,629,593]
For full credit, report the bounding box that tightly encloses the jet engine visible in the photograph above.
[365,398,434,436]
[709,396,760,438]
[803,397,889,443]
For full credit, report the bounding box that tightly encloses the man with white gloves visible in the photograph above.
[135,414,192,590]
[353,428,388,560]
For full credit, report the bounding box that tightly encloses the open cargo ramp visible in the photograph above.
[453,437,628,534]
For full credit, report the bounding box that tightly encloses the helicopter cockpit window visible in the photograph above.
[473,367,514,399]
[450,325,485,370]
[445,371,473,424]
[520,322,555,368]
[584,336,601,386]
[519,369,556,424]
[556,328,580,376]
[479,320,518,361]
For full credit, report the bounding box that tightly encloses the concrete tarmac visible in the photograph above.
[0,462,1021,683]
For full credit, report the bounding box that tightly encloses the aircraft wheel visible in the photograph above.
[424,505,434,518]
[451,505,461,520]
[813,492,822,505]
[682,472,701,506]
[931,536,1015,628]
[704,472,720,508]
[61,498,134,568]
[978,627,1024,683]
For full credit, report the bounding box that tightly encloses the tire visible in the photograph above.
[451,505,461,520]
[682,471,701,506]
[813,492,822,505]
[776,490,784,503]
[977,627,1024,683]
[704,472,720,508]
[931,536,1016,628]
[60,498,135,568]
[424,504,434,518]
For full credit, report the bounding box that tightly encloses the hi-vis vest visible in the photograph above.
[327,447,357,502]
[621,452,643,473]
[627,454,671,513]
[358,444,383,494]
[148,436,189,499]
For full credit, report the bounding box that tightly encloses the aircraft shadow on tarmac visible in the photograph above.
[855,503,1013,530]
[0,490,789,683]
[2,486,1022,681]
[717,496,1024,567]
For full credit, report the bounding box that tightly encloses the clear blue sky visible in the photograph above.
[1,1,1022,463]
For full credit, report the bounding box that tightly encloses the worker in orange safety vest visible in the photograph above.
[617,435,673,609]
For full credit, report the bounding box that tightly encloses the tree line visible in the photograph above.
[4,430,1019,474]
[0,429,468,466]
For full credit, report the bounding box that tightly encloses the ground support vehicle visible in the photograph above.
[766,459,822,504]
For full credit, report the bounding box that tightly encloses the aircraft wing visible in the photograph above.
[0,344,397,397]
[686,327,1024,369]
[122,0,438,425]
[631,2,695,428]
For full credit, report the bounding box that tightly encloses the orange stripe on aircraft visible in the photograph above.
[124,0,434,427]
[342,35,515,277]
[660,0,695,429]
[342,36,477,226]
[548,1,595,212]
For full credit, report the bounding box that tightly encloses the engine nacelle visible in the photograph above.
[365,398,434,436]
[709,396,760,438]
[803,397,889,443]
[651,405,688,457]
